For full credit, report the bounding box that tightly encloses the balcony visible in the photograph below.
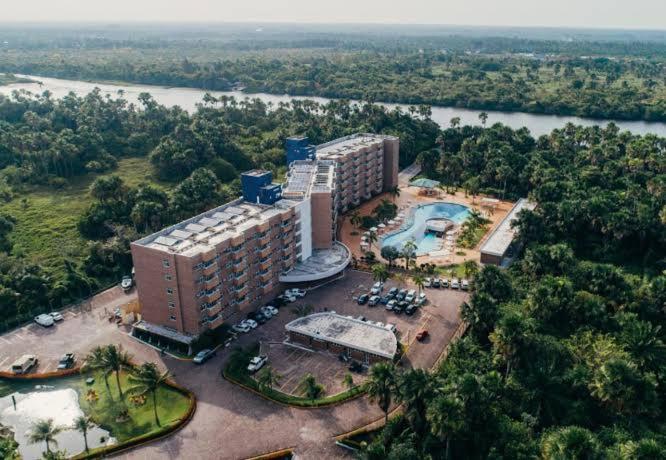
[234,284,248,296]
[206,302,223,317]
[209,315,225,329]
[204,276,220,291]
[232,250,244,261]
[261,282,274,295]
[234,273,248,286]
[233,259,248,271]
[259,258,272,271]
[283,234,294,245]
[259,271,273,283]
[202,261,218,276]
[283,246,294,257]
[205,289,222,303]
[258,234,271,246]
[258,246,271,259]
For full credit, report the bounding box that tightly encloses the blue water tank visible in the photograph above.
[286,136,316,166]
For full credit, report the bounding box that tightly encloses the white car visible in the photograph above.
[405,289,416,303]
[461,279,470,290]
[35,314,54,327]
[370,282,383,295]
[232,323,251,333]
[244,319,258,329]
[368,295,381,306]
[49,311,64,322]
[247,355,268,373]
[385,323,397,334]
[265,306,278,316]
[386,299,397,311]
[424,278,432,288]
[260,306,275,318]
[121,275,133,292]
[286,288,307,298]
[451,279,460,290]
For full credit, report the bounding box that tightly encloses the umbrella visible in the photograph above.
[361,236,368,242]
[387,220,396,225]
[378,223,386,229]
[370,227,378,233]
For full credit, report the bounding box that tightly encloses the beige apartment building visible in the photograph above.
[131,133,399,353]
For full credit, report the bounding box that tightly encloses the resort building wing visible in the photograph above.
[480,198,537,266]
[285,312,398,362]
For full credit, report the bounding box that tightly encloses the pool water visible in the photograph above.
[382,202,469,255]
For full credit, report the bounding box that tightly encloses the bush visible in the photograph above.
[361,215,379,229]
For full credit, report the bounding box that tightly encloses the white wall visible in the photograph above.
[294,198,312,261]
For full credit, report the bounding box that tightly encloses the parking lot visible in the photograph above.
[237,269,468,396]
[0,286,137,374]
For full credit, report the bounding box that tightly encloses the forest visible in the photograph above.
[1,25,666,121]
[360,123,666,458]
[0,88,438,331]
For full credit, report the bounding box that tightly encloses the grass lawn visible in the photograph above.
[0,156,170,282]
[77,370,190,442]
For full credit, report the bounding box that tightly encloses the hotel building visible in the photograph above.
[131,133,399,353]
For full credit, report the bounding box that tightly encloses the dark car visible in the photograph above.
[396,289,408,301]
[357,294,369,305]
[432,278,441,288]
[380,296,390,305]
[273,296,288,307]
[246,311,258,320]
[405,305,418,316]
[416,330,429,342]
[57,353,75,370]
[387,287,399,298]
[254,312,268,324]
[349,361,364,373]
[394,301,408,314]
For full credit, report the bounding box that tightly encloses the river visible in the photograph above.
[2,75,666,137]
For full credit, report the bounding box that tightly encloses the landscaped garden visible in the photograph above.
[0,345,194,459]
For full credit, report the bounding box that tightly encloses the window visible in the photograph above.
[168,302,175,308]
[164,274,172,281]
[166,288,174,295]
[162,259,170,268]
[169,315,177,321]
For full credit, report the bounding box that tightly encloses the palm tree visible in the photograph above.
[257,366,282,391]
[73,416,93,453]
[372,264,390,285]
[401,239,418,270]
[349,211,361,229]
[28,418,64,454]
[462,260,479,280]
[84,346,111,394]
[127,362,170,427]
[541,426,602,460]
[367,230,378,249]
[366,362,396,425]
[300,373,324,401]
[103,345,134,398]
[396,369,431,435]
[478,112,488,126]
[428,395,464,460]
[412,273,426,296]
[342,372,355,392]
[389,185,401,203]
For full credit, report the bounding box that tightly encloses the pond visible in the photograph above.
[382,202,470,255]
[2,75,666,137]
[0,377,111,460]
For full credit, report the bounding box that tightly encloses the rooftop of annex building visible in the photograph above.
[133,197,297,257]
[316,133,394,160]
[480,198,537,257]
[281,160,336,200]
[285,312,398,359]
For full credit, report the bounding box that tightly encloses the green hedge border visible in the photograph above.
[1,368,196,459]
[223,366,366,409]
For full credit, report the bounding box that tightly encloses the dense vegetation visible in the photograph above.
[1,25,666,121]
[0,89,438,330]
[360,123,666,458]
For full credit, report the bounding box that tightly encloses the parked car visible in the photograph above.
[286,288,307,298]
[232,323,251,333]
[385,323,397,334]
[416,330,429,341]
[193,349,216,364]
[424,277,432,288]
[451,279,460,290]
[405,289,416,303]
[394,301,408,314]
[387,287,399,298]
[247,355,268,373]
[357,294,369,305]
[405,305,418,316]
[34,314,54,327]
[349,361,364,373]
[49,311,64,322]
[277,294,296,304]
[11,355,38,374]
[386,299,397,311]
[379,296,390,305]
[396,289,408,301]
[57,353,76,370]
[255,313,269,324]
[370,282,383,295]
[260,306,276,317]
[121,275,133,292]
[368,295,381,306]
[461,279,470,290]
[244,319,258,329]
[442,278,450,288]
[432,278,441,288]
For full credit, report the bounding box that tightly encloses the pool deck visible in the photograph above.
[338,183,514,266]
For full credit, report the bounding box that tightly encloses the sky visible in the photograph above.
[2,0,665,30]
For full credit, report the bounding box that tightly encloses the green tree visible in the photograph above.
[72,416,93,453]
[366,362,397,425]
[412,273,425,296]
[103,344,134,398]
[380,245,400,267]
[541,426,603,460]
[372,263,390,285]
[299,373,324,401]
[428,395,464,460]
[257,366,282,391]
[27,419,64,454]
[127,362,170,426]
[401,240,418,270]
[342,372,355,391]
[389,185,401,203]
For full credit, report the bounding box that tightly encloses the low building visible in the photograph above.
[480,198,537,266]
[285,312,397,363]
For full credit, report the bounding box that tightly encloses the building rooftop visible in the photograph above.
[285,312,397,359]
[133,320,195,345]
[133,197,297,256]
[480,198,537,257]
[316,133,393,160]
[279,241,351,282]
[282,159,335,200]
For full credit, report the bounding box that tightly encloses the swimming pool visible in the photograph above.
[381,202,470,255]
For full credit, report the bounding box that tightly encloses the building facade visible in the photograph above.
[131,133,399,351]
